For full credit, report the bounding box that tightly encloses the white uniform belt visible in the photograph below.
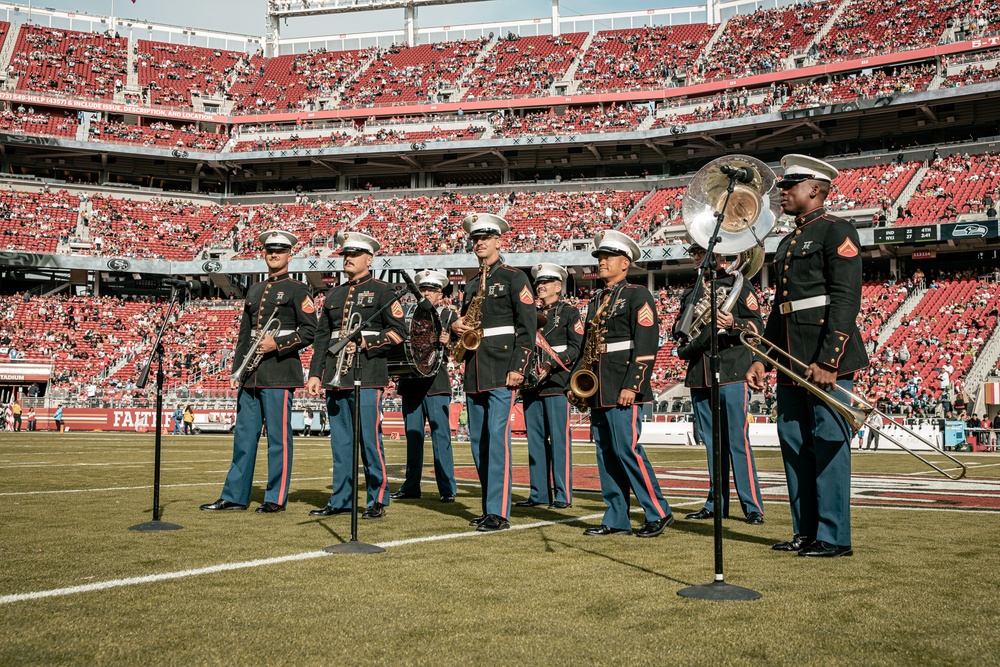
[551,345,568,353]
[330,329,380,339]
[482,326,515,337]
[601,340,634,353]
[276,329,296,336]
[780,295,830,315]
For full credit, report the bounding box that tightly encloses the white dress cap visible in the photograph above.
[778,154,839,185]
[532,262,568,283]
[592,229,640,261]
[416,269,449,289]
[257,229,298,249]
[335,230,380,255]
[462,212,510,237]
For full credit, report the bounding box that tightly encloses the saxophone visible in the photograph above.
[451,256,488,363]
[568,284,619,412]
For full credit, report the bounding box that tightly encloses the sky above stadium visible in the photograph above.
[8,0,697,40]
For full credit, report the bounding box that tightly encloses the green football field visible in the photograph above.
[1,432,998,666]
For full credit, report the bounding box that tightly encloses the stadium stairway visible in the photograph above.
[810,0,851,52]
[558,32,594,95]
[875,285,927,349]
[699,15,732,57]
[331,50,380,108]
[965,323,1000,414]
[0,22,19,87]
[894,164,931,214]
[126,42,138,90]
[452,34,499,100]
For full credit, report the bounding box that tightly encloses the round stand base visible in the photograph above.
[323,541,386,555]
[677,580,762,601]
[129,521,183,532]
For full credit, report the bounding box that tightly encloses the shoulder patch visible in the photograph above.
[301,295,316,314]
[391,300,404,318]
[746,292,759,311]
[837,238,859,258]
[637,303,655,327]
[574,319,585,335]
[519,285,534,304]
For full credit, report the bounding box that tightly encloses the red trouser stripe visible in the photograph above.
[278,389,289,505]
[564,399,572,503]
[375,389,389,503]
[501,391,514,515]
[630,404,665,518]
[741,387,762,510]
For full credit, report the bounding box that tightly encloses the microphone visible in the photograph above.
[400,271,433,311]
[162,278,202,291]
[720,164,755,184]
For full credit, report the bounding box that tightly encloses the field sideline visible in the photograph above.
[1,432,998,666]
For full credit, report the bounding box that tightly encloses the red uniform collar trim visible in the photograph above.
[794,207,827,227]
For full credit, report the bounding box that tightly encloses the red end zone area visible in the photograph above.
[454,466,1000,512]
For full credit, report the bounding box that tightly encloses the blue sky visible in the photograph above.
[5,0,699,40]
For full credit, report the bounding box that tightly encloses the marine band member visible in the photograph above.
[307,231,406,520]
[391,269,459,503]
[676,243,765,525]
[451,213,537,532]
[517,262,583,510]
[202,229,317,514]
[573,230,674,538]
[746,154,869,558]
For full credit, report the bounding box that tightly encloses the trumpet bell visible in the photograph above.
[682,154,781,254]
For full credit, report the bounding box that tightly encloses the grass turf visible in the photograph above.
[1,432,998,666]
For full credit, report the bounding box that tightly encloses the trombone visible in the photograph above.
[741,331,968,480]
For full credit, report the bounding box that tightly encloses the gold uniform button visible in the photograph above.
[795,229,802,235]
[784,264,789,270]
[503,345,508,350]
[782,278,787,284]
[819,319,825,324]
[790,240,797,246]
[835,347,841,352]
[782,290,788,296]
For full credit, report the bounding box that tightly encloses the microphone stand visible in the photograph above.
[323,294,401,555]
[678,174,761,602]
[129,287,184,532]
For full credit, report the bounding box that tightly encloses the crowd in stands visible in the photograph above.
[136,41,245,108]
[652,88,777,128]
[11,25,127,100]
[696,1,828,81]
[463,33,587,101]
[575,23,713,94]
[781,62,935,110]
[826,160,921,212]
[0,106,78,139]
[0,188,80,254]
[341,39,488,107]
[491,105,650,137]
[815,0,961,62]
[944,61,1000,88]
[906,151,1000,222]
[88,120,227,151]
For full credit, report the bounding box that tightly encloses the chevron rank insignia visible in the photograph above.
[391,300,404,318]
[574,319,585,335]
[746,292,759,310]
[301,295,316,314]
[838,238,858,257]
[637,303,654,327]
[519,285,534,304]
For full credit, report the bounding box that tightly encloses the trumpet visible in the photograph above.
[231,313,281,384]
[741,331,968,480]
[329,306,362,389]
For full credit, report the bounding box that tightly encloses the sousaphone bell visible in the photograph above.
[681,154,781,254]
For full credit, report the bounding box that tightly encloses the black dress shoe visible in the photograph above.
[798,541,853,558]
[439,495,456,503]
[685,508,714,520]
[255,502,285,513]
[637,514,675,538]
[583,525,631,536]
[548,501,570,509]
[745,512,764,525]
[469,514,487,527]
[772,534,815,551]
[476,514,510,532]
[309,505,350,517]
[514,500,543,507]
[390,491,420,500]
[200,499,247,511]
[361,503,386,520]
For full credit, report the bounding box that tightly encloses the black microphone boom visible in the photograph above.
[162,278,202,291]
[720,164,755,184]
[400,271,433,311]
